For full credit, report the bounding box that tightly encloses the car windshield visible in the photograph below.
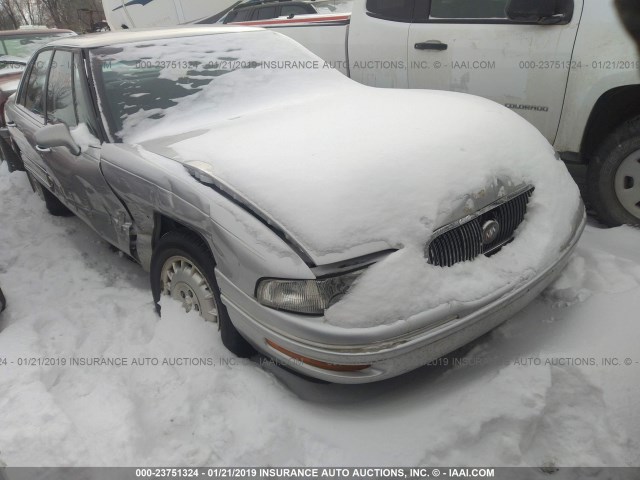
[89,30,346,142]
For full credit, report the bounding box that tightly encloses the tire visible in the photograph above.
[32,180,73,217]
[0,138,23,173]
[588,116,640,226]
[150,230,255,358]
[0,287,6,313]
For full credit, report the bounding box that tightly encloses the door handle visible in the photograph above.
[6,121,16,127]
[36,145,52,153]
[415,41,448,51]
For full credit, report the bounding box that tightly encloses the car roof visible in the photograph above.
[46,26,263,49]
[0,28,74,36]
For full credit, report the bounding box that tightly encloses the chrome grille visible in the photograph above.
[427,188,534,267]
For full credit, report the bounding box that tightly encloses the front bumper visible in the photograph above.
[218,204,586,384]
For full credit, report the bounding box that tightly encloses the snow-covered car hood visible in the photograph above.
[92,30,581,327]
[139,86,579,267]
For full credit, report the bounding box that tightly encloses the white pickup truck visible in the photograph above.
[104,0,640,226]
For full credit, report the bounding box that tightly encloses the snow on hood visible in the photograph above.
[138,87,577,259]
[139,87,581,326]
[100,30,582,326]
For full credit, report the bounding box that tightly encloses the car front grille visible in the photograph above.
[427,187,534,267]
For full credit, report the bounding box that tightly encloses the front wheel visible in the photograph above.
[588,117,640,226]
[150,230,255,358]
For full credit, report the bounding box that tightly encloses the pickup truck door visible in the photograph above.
[348,1,413,87]
[23,48,133,253]
[407,0,583,143]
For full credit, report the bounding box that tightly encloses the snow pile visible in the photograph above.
[1,157,640,468]
[544,229,640,306]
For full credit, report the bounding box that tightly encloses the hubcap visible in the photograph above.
[160,255,218,323]
[614,150,640,220]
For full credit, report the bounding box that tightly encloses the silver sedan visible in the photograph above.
[4,27,585,383]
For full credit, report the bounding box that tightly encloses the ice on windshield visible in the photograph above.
[89,30,347,141]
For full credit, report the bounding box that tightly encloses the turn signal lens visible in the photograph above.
[266,340,370,372]
[256,268,365,315]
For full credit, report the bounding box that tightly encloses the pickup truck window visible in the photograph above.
[22,49,52,116]
[46,49,77,127]
[366,0,414,22]
[281,5,312,16]
[429,0,508,19]
[227,9,251,22]
[255,6,277,20]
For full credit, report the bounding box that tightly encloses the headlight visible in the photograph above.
[256,268,366,315]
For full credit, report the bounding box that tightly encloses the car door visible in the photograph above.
[35,48,133,253]
[11,49,132,252]
[7,49,54,188]
[407,0,583,143]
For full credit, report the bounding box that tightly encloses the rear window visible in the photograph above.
[233,9,252,22]
[0,33,74,60]
[255,6,277,20]
[281,5,313,16]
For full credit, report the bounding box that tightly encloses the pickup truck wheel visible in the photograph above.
[150,230,255,358]
[588,117,640,226]
[31,178,73,217]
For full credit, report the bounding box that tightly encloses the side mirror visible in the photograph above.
[506,0,573,25]
[34,123,81,156]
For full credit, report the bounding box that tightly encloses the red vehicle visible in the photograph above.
[1,28,75,171]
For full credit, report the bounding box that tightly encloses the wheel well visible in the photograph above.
[581,85,640,161]
[152,213,211,256]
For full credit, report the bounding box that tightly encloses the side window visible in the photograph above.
[73,54,99,137]
[429,0,508,19]
[233,9,251,22]
[281,5,311,16]
[46,49,77,127]
[366,0,414,21]
[255,6,276,20]
[224,11,238,23]
[22,49,52,116]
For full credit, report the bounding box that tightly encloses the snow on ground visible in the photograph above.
[0,162,639,468]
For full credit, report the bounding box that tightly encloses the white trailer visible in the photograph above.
[102,0,241,30]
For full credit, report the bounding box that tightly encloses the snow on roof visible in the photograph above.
[47,26,264,49]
